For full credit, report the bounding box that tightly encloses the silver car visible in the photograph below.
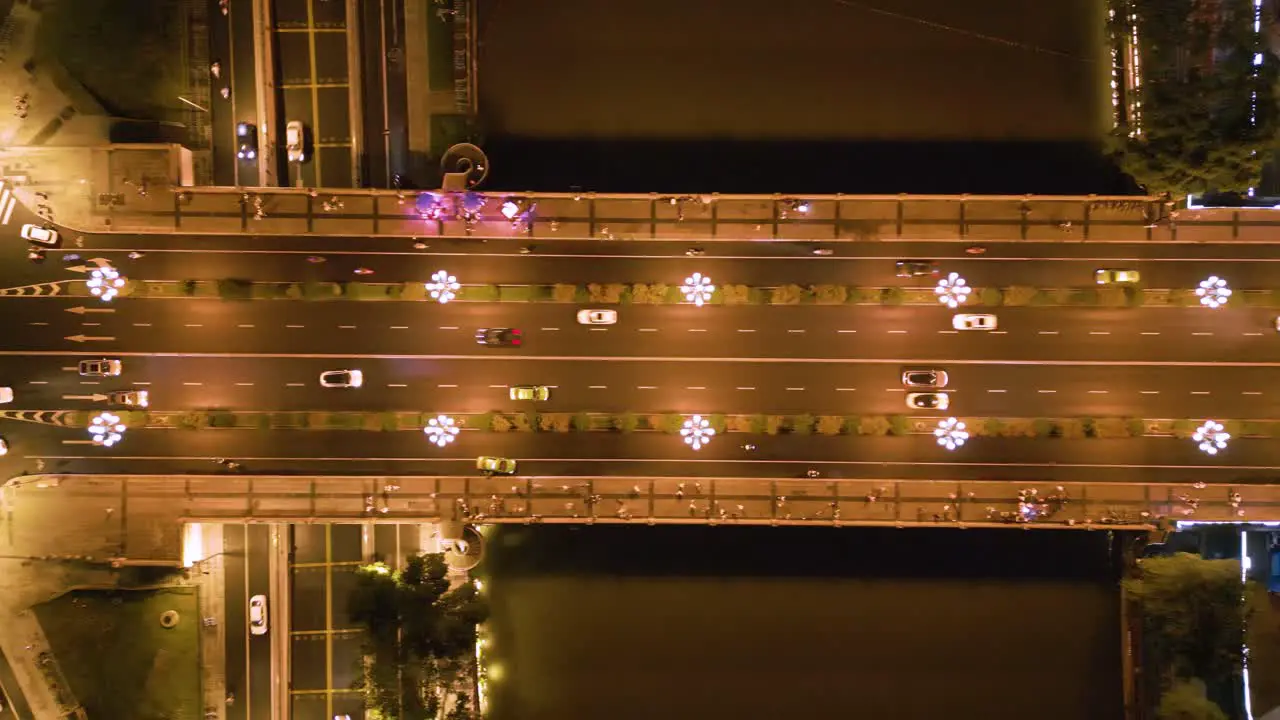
[902,369,949,389]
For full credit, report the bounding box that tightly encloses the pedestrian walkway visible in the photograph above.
[0,607,82,719]
[193,523,228,720]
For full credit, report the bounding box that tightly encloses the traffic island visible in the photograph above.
[59,410,1280,440]
[68,278,1280,309]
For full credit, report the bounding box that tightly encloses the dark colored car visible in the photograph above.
[475,328,522,346]
[902,370,949,388]
[236,122,258,161]
[896,260,940,278]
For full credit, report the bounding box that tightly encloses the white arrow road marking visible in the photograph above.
[64,306,115,315]
[61,394,108,401]
[63,335,115,342]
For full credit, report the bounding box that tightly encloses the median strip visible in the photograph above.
[76,279,1280,308]
[58,410,1280,439]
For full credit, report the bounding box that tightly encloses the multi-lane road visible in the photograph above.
[3,229,1280,486]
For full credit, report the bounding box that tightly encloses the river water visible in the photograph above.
[480,525,1124,720]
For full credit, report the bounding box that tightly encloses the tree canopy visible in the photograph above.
[1157,679,1229,720]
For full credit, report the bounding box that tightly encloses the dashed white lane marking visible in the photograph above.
[1038,331,1058,335]
[1038,390,1056,393]
[488,384,506,388]
[638,328,658,332]
[1244,332,1264,337]
[887,330,907,334]
[183,382,202,386]
[987,389,1007,393]
[238,324,255,328]
[836,387,856,392]
[1140,390,1159,395]
[390,326,408,330]
[1140,332,1160,335]
[589,328,608,332]
[686,386,706,390]
[79,381,100,386]
[589,385,607,389]
[838,330,857,334]
[788,329,805,334]
[235,382,254,386]
[1191,332,1213,336]
[884,388,905,393]
[339,325,356,329]
[1190,391,1210,395]
[1088,331,1109,336]
[27,380,46,385]
[82,323,100,327]
[439,326,458,330]
[542,327,560,331]
[638,385,657,390]
[286,324,304,329]
[387,383,407,387]
[737,329,755,333]
[937,330,958,334]
[132,382,151,386]
[989,331,1008,335]
[1088,390,1108,394]
[1243,391,1263,395]
[286,382,305,387]
[736,386,755,391]
[27,322,47,326]
[185,324,202,328]
[438,384,458,388]
[785,387,805,391]
[688,329,707,333]
[133,323,152,327]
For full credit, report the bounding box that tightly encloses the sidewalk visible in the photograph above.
[0,607,82,719]
[193,523,227,720]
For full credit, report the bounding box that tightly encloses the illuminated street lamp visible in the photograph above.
[423,415,459,448]
[1192,420,1229,455]
[680,415,715,451]
[1196,275,1231,308]
[88,411,126,447]
[425,270,460,304]
[935,272,970,309]
[681,273,715,306]
[934,417,968,451]
[86,265,126,302]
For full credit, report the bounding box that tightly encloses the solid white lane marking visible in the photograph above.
[1191,332,1213,336]
[390,326,408,330]
[1088,390,1108,394]
[183,382,202,386]
[1038,331,1059,335]
[1088,331,1109,336]
[387,383,407,387]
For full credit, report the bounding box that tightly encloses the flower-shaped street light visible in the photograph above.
[680,415,715,451]
[87,265,126,302]
[1192,420,1229,455]
[88,411,126,447]
[1196,275,1231,308]
[681,273,715,306]
[425,270,460,304]
[934,417,969,451]
[423,415,460,448]
[935,272,970,309]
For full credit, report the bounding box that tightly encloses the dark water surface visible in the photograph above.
[481,525,1125,720]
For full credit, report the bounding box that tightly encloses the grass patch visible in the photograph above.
[36,587,200,720]
[1248,586,1280,716]
[36,0,187,122]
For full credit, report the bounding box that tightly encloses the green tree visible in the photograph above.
[1124,553,1248,687]
[1156,679,1227,720]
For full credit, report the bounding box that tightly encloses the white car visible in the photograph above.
[952,314,998,331]
[577,309,617,325]
[249,594,268,635]
[319,369,363,388]
[0,387,10,404]
[286,120,306,163]
[78,359,122,377]
[0,436,7,456]
[21,223,59,246]
[109,390,149,408]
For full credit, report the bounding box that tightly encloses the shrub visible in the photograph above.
[1094,418,1130,438]
[764,415,785,435]
[1096,287,1127,307]
[303,281,340,300]
[982,418,1006,437]
[979,287,1003,306]
[816,415,846,435]
[1171,419,1196,439]
[538,413,572,432]
[175,410,208,430]
[812,284,847,304]
[721,284,752,305]
[887,415,909,436]
[1032,418,1053,437]
[792,414,815,435]
[1125,418,1146,437]
[769,284,804,305]
[468,284,500,301]
[401,282,426,300]
[648,283,673,303]
[613,413,639,432]
[1125,287,1144,307]
[511,412,535,432]
[1059,419,1086,439]
[207,410,236,428]
[858,416,890,436]
[726,415,755,433]
[880,287,905,305]
[552,283,578,302]
[1004,418,1036,437]
[498,285,533,302]
[217,278,253,300]
[1001,286,1038,306]
[707,414,727,434]
[180,279,198,296]
[660,414,685,433]
[490,414,515,432]
[571,413,593,431]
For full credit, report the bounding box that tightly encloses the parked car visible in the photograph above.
[236,122,258,161]
[477,456,517,475]
[78,358,122,376]
[577,309,617,325]
[249,595,268,635]
[21,223,59,246]
[285,120,307,163]
[952,314,997,331]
